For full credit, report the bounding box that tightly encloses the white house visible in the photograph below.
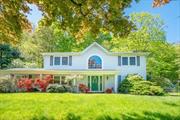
[2,42,148,93]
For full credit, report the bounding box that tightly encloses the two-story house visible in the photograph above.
[3,42,148,93]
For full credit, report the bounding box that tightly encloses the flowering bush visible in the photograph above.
[17,75,53,92]
[105,88,112,93]
[79,84,90,93]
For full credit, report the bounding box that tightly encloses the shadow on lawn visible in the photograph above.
[163,101,180,107]
[30,111,180,120]
[121,111,180,120]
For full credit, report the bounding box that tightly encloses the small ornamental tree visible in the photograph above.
[17,75,53,92]
[17,78,33,92]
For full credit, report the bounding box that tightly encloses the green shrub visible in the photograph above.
[119,74,144,93]
[0,77,16,93]
[150,76,174,92]
[119,74,164,96]
[46,84,65,93]
[55,85,66,93]
[175,81,180,92]
[46,84,72,93]
[63,85,72,92]
[130,81,164,95]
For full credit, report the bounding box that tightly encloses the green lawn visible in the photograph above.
[0,93,180,120]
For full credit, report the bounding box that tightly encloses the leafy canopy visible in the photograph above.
[0,0,140,44]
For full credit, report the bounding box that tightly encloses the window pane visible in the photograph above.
[62,57,68,65]
[130,57,136,65]
[50,56,53,66]
[54,57,60,65]
[88,55,102,69]
[122,57,128,65]
[54,76,60,84]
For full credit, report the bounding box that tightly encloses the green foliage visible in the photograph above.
[0,0,32,44]
[65,113,81,120]
[119,74,164,96]
[46,84,72,93]
[119,74,144,93]
[0,77,16,93]
[150,76,174,92]
[111,12,179,83]
[175,82,180,92]
[46,84,66,93]
[0,44,20,69]
[174,44,180,79]
[130,81,164,96]
[130,12,166,41]
[1,0,137,44]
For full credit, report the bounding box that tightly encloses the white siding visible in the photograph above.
[43,45,147,80]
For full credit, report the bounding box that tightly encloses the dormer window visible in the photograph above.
[88,55,102,69]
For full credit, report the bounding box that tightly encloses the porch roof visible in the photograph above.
[0,68,119,75]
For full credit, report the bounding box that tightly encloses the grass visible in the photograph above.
[0,93,180,120]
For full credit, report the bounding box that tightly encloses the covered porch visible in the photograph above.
[1,68,119,93]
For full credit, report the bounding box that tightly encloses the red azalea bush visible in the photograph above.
[105,88,113,93]
[17,75,53,92]
[79,84,90,93]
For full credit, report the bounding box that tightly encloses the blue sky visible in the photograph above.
[27,0,180,43]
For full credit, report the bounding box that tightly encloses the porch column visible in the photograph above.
[40,74,42,80]
[73,79,76,86]
[114,74,118,93]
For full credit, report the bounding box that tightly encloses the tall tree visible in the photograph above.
[110,12,178,83]
[0,44,20,69]
[130,12,166,41]
[174,44,180,79]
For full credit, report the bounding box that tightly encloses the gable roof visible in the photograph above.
[82,42,109,54]
[42,42,149,56]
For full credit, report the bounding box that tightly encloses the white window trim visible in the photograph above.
[86,54,103,69]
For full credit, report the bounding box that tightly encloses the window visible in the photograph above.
[54,76,60,84]
[118,56,121,66]
[122,57,128,65]
[88,55,102,69]
[54,57,60,65]
[137,56,140,66]
[50,56,53,66]
[130,57,136,65]
[62,57,68,65]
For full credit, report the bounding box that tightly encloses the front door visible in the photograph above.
[88,76,103,92]
[91,76,99,91]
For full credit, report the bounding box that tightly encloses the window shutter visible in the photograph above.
[118,75,121,85]
[137,56,140,66]
[50,56,53,66]
[118,56,121,66]
[69,56,72,66]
